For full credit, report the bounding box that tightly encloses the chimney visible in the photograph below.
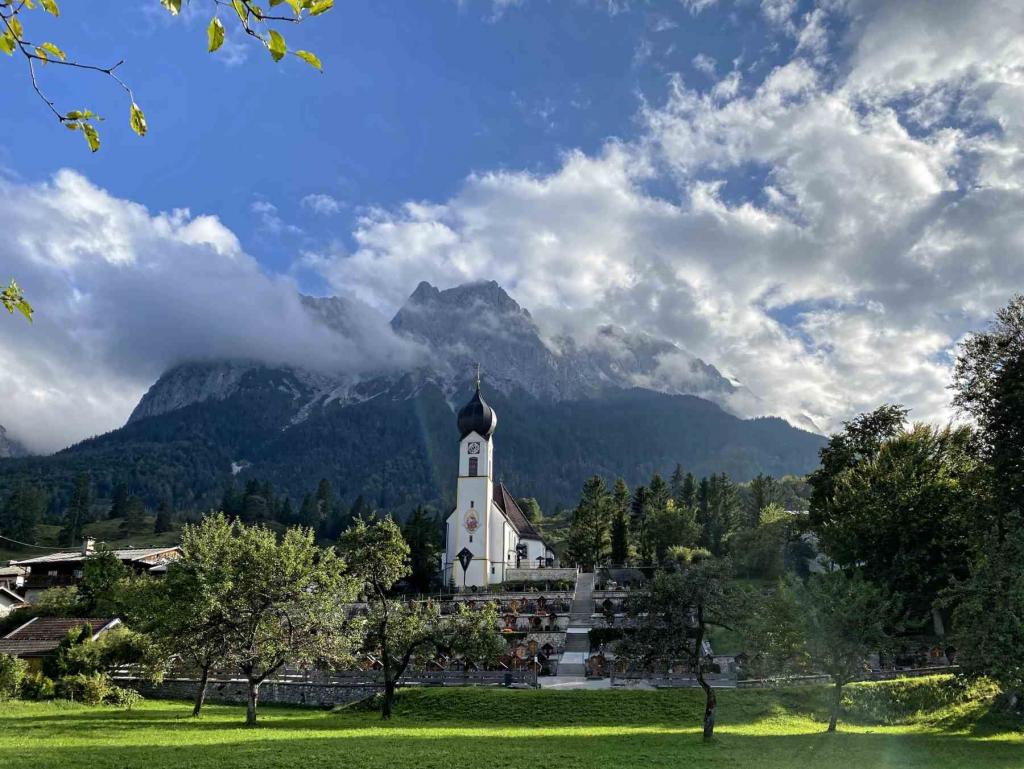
[82,536,95,555]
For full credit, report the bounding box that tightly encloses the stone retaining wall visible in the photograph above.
[116,677,376,707]
[505,568,578,583]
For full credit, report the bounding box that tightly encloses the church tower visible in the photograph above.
[448,369,498,587]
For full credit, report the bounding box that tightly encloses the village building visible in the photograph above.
[12,538,181,602]
[0,616,121,670]
[0,585,28,618]
[0,564,27,593]
[442,374,557,589]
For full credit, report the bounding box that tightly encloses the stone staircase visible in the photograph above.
[558,572,595,677]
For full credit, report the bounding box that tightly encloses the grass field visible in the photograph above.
[0,679,1020,769]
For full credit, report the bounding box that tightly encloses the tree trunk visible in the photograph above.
[698,673,716,741]
[382,678,395,720]
[191,664,210,717]
[246,678,260,727]
[828,680,843,733]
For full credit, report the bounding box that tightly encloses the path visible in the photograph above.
[549,572,594,680]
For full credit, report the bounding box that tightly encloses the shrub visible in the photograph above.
[105,685,143,711]
[843,675,1000,724]
[56,672,112,705]
[19,672,55,700]
[0,653,25,700]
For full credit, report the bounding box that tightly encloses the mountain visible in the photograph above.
[0,281,825,513]
[0,425,26,459]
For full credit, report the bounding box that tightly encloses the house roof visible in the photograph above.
[12,546,180,567]
[493,483,544,541]
[0,617,121,657]
[0,565,28,577]
[0,586,26,606]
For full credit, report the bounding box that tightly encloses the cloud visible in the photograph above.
[311,0,1024,433]
[0,171,423,452]
[301,193,345,216]
[250,199,304,236]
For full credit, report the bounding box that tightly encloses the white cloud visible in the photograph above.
[310,0,1024,433]
[692,53,717,77]
[0,171,422,452]
[301,193,345,216]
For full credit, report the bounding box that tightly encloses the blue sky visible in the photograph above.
[2,1,803,277]
[3,0,1023,451]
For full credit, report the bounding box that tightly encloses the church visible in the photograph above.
[442,375,556,589]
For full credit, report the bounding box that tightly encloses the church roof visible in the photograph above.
[457,377,497,440]
[493,483,543,540]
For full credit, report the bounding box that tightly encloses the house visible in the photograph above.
[0,616,121,670]
[443,373,557,588]
[0,586,28,617]
[0,564,27,592]
[12,538,181,601]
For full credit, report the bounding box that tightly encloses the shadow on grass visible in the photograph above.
[0,724,1021,769]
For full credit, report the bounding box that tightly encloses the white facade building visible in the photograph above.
[443,376,555,589]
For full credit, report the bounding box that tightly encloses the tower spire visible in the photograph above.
[475,362,481,391]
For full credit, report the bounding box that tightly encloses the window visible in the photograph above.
[491,566,495,575]
[469,456,478,476]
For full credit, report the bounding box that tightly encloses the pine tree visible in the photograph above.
[670,464,687,504]
[298,494,320,528]
[681,472,697,509]
[154,500,174,534]
[59,472,92,546]
[1,484,46,548]
[279,498,296,526]
[610,478,630,565]
[403,505,441,593]
[316,478,334,524]
[631,485,649,565]
[121,495,147,533]
[747,473,778,527]
[566,475,611,571]
[108,482,129,520]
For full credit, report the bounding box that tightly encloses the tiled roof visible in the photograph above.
[0,565,28,576]
[12,546,180,566]
[0,617,120,657]
[493,483,544,541]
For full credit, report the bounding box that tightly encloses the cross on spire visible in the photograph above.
[474,362,481,390]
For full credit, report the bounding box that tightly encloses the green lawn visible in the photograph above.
[0,681,1020,769]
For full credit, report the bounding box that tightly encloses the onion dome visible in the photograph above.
[457,378,497,439]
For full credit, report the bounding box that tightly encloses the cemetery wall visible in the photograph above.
[115,676,374,707]
[505,567,577,583]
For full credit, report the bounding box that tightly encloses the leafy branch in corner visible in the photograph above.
[2,280,32,323]
[0,0,332,153]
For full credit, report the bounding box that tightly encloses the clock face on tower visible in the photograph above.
[467,441,481,455]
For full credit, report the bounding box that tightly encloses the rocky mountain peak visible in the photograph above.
[0,424,27,458]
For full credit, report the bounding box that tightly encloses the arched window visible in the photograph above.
[469,456,478,476]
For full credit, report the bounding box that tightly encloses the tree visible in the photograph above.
[618,559,744,740]
[0,0,334,154]
[59,472,92,546]
[630,485,650,564]
[746,473,777,528]
[78,548,129,615]
[129,513,236,716]
[403,505,441,594]
[221,521,358,725]
[565,476,611,571]
[794,572,900,732]
[297,493,320,528]
[340,515,503,719]
[120,495,147,534]
[699,474,738,556]
[647,502,700,566]
[517,497,543,525]
[153,500,174,534]
[950,295,1024,702]
[610,478,630,566]
[809,413,978,629]
[728,502,791,580]
[0,484,46,547]
[108,483,129,521]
